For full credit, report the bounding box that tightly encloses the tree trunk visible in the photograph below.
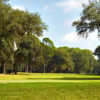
[28,63,31,73]
[44,63,46,73]
[25,64,28,72]
[14,63,17,75]
[2,62,6,74]
[14,66,17,75]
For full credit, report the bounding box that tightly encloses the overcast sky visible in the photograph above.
[9,0,100,51]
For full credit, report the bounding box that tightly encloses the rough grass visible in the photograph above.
[0,73,100,100]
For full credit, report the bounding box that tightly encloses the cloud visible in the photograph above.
[61,31,98,43]
[60,31,99,51]
[61,32,81,42]
[12,6,25,11]
[56,0,88,12]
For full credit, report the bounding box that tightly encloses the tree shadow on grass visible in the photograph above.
[28,77,100,80]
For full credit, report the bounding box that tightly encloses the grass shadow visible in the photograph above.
[28,77,100,80]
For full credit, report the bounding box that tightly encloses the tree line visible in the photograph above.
[0,0,100,74]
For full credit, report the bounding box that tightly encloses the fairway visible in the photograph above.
[1,0,100,100]
[0,73,100,83]
[0,82,100,100]
[0,73,100,100]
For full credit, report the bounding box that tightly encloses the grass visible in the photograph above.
[0,72,100,81]
[0,82,100,100]
[0,73,100,100]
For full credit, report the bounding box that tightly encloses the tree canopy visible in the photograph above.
[73,1,100,37]
[0,0,99,75]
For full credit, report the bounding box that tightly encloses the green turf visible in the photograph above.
[0,73,100,81]
[0,82,100,100]
[0,73,100,100]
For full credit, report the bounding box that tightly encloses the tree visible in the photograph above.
[70,48,95,74]
[43,38,55,48]
[73,0,100,37]
[94,46,100,60]
[92,60,100,74]
[0,1,47,74]
[14,34,42,74]
[0,39,14,73]
[0,0,9,4]
[42,37,55,73]
[93,46,100,74]
[48,48,74,73]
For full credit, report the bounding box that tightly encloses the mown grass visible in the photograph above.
[0,82,100,100]
[0,73,100,80]
[0,73,100,100]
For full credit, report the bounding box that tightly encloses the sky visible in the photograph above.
[9,0,100,51]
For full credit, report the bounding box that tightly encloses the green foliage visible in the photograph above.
[43,37,55,48]
[0,1,47,73]
[94,46,100,60]
[73,1,100,37]
[48,48,74,73]
[0,0,99,74]
[70,48,95,74]
[15,34,42,72]
[0,0,9,4]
